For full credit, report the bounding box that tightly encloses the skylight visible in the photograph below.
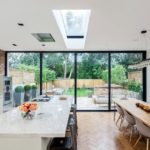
[61,10,89,38]
[53,9,91,49]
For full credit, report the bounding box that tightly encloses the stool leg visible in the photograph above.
[129,126,133,142]
[116,115,121,125]
[133,135,142,148]
[146,138,149,150]
[123,124,129,136]
[119,117,124,130]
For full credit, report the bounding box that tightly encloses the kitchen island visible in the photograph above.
[0,96,72,150]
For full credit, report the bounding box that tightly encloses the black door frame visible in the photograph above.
[5,50,147,111]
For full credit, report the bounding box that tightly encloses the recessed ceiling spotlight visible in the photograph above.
[17,23,24,26]
[12,44,17,46]
[42,44,46,46]
[141,30,147,34]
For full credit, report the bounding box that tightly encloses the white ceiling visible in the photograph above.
[0,0,150,51]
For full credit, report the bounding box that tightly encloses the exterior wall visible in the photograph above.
[128,71,142,84]
[0,50,5,75]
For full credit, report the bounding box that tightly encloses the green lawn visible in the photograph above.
[65,88,94,97]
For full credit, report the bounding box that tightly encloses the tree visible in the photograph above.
[77,53,108,79]
[43,53,74,79]
[20,53,39,66]
[8,53,40,68]
[8,53,22,68]
[111,53,142,69]
[102,65,127,84]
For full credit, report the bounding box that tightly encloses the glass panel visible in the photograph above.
[111,53,143,109]
[77,53,109,110]
[61,10,89,36]
[8,53,40,107]
[42,53,75,103]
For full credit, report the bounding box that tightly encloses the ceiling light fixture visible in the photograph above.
[129,30,149,69]
[12,44,17,46]
[141,30,147,34]
[17,23,24,26]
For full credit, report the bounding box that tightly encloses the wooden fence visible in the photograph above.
[43,79,105,89]
[9,69,35,86]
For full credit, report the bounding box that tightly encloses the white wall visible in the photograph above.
[147,50,150,103]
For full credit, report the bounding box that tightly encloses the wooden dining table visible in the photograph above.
[0,96,72,150]
[113,99,150,127]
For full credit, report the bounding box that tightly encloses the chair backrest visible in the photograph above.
[116,104,124,116]
[135,118,150,138]
[68,119,77,150]
[71,104,76,113]
[123,109,135,125]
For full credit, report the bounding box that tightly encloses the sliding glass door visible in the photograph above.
[110,53,144,109]
[42,53,75,103]
[77,53,109,110]
[8,53,40,106]
[7,51,146,111]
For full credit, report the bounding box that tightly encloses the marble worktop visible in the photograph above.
[0,96,72,138]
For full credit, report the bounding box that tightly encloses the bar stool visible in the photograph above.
[69,104,78,135]
[47,118,77,150]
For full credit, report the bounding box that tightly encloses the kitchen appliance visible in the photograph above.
[3,76,12,105]
[0,75,12,113]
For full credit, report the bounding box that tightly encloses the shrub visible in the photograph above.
[101,70,108,83]
[128,81,142,93]
[15,86,24,93]
[24,85,31,91]
[102,65,127,84]
[31,84,37,90]
[43,68,56,82]
[120,80,128,89]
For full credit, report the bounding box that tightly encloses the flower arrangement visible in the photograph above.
[19,102,38,119]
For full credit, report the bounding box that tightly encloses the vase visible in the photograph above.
[21,111,35,120]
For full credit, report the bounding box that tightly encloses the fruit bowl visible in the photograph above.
[19,102,38,120]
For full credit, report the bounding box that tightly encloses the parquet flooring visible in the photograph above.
[77,112,146,150]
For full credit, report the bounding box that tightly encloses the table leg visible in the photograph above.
[113,102,116,122]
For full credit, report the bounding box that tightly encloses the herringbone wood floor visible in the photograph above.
[77,112,146,150]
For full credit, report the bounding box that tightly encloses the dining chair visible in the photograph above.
[115,104,124,129]
[47,118,77,150]
[133,118,150,150]
[123,109,136,142]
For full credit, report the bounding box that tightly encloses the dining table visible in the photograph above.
[0,95,73,150]
[113,99,150,127]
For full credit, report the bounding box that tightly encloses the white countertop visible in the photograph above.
[0,96,72,138]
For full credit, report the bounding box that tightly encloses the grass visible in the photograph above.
[65,88,94,97]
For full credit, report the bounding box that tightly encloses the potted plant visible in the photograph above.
[24,85,31,102]
[31,84,37,98]
[14,86,24,107]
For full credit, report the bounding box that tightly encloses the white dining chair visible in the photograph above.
[133,118,150,150]
[123,109,136,142]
